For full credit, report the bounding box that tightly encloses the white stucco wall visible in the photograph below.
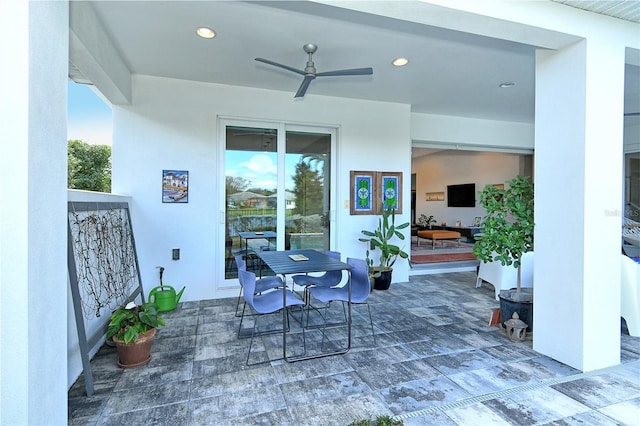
[111,75,412,302]
[411,113,534,150]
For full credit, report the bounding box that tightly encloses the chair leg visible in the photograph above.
[287,306,306,358]
[246,314,260,366]
[246,307,306,366]
[237,302,247,339]
[318,302,375,350]
[319,302,331,351]
[239,305,292,340]
[235,286,243,317]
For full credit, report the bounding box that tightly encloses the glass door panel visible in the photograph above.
[285,130,331,252]
[224,125,278,279]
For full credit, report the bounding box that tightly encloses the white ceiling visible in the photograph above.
[79,1,639,124]
[551,0,640,23]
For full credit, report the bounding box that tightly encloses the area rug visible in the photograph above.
[411,252,477,264]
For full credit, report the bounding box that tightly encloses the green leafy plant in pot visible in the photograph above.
[107,301,165,368]
[417,213,436,229]
[359,201,412,290]
[473,175,534,329]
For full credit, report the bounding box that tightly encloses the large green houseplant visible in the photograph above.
[473,175,534,328]
[359,201,411,290]
[107,301,165,367]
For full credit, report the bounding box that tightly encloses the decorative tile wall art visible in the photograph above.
[380,172,402,214]
[162,170,189,203]
[350,171,376,215]
[349,171,404,215]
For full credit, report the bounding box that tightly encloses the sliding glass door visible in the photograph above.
[221,120,335,283]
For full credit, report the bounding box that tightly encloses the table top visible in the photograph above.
[238,231,277,239]
[257,249,350,275]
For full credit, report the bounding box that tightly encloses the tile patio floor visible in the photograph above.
[68,271,640,425]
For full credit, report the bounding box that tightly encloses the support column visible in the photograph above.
[0,1,69,424]
[534,39,625,371]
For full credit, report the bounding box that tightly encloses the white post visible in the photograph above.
[534,39,625,371]
[0,1,69,423]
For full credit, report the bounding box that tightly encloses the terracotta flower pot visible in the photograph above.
[112,327,156,368]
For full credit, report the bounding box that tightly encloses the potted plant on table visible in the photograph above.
[106,301,165,368]
[473,175,534,330]
[359,201,412,290]
[417,213,437,229]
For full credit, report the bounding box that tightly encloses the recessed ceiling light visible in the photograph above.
[499,82,516,88]
[196,27,216,39]
[392,58,409,67]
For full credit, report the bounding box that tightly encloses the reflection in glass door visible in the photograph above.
[285,130,331,253]
[223,123,333,281]
[224,125,278,279]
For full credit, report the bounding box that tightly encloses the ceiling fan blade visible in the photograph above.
[255,58,306,76]
[316,67,373,77]
[295,75,316,98]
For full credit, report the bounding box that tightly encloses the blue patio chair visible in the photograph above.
[234,255,283,323]
[307,257,376,346]
[238,269,306,365]
[291,250,343,325]
[291,250,343,289]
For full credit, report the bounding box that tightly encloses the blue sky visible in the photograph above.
[67,81,112,146]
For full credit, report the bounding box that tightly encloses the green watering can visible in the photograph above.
[148,267,185,312]
[148,285,185,312]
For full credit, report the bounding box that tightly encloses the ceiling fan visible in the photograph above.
[255,43,373,98]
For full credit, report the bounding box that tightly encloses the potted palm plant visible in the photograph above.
[359,201,411,290]
[106,301,165,368]
[473,175,534,330]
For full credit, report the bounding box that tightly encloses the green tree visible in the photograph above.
[225,176,250,195]
[68,139,111,192]
[292,159,323,217]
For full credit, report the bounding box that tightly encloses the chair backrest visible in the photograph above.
[238,269,257,306]
[346,257,371,303]
[235,255,247,272]
[320,251,343,285]
[301,250,343,287]
[326,250,341,260]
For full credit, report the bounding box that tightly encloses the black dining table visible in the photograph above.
[256,249,351,362]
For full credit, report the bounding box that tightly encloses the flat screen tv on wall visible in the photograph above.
[447,183,476,207]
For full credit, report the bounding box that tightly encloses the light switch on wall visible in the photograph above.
[172,248,180,260]
[344,200,349,209]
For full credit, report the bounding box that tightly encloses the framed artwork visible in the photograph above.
[474,216,482,227]
[162,170,189,203]
[426,191,445,201]
[380,172,402,214]
[350,171,376,215]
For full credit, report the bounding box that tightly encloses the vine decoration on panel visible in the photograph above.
[68,205,140,319]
